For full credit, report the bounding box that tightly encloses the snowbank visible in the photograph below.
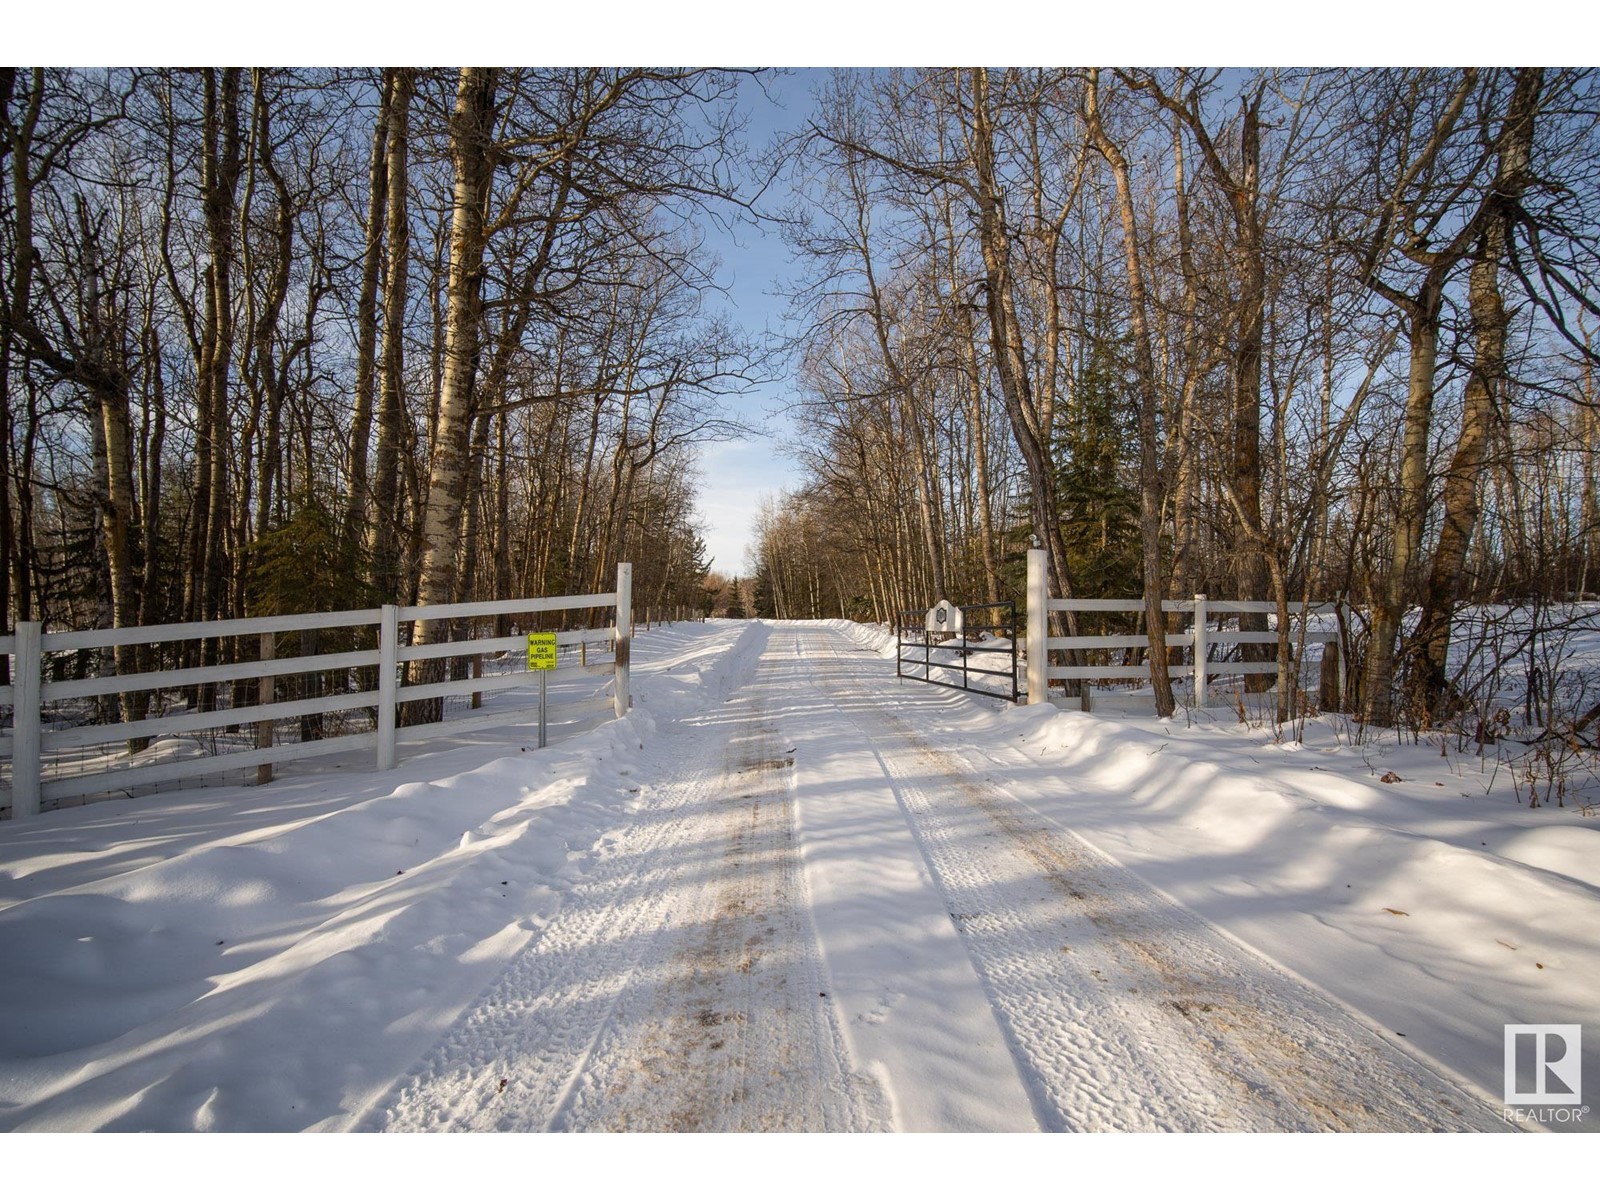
[812,617,897,657]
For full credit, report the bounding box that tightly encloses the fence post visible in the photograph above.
[256,631,275,785]
[614,562,632,718]
[377,604,399,771]
[1193,594,1209,707]
[12,621,42,819]
[1026,548,1048,705]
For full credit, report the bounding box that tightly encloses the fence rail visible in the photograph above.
[2,565,632,822]
[1026,549,1338,705]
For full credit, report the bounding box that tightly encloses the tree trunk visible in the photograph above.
[1581,371,1599,596]
[1363,299,1442,727]
[1351,69,1480,727]
[0,69,42,644]
[343,69,391,547]
[412,68,498,712]
[967,70,1080,641]
[373,68,413,602]
[1415,69,1542,712]
[1168,114,1203,601]
[1231,94,1272,689]
[493,407,512,631]
[958,303,1002,602]
[201,68,243,627]
[1085,69,1175,717]
[137,288,166,631]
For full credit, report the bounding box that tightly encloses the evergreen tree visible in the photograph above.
[248,493,377,618]
[753,558,777,618]
[723,576,747,619]
[248,493,380,740]
[1053,320,1142,602]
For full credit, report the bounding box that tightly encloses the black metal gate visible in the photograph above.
[895,601,1019,703]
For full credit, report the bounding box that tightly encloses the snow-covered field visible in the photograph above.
[2,618,1596,1155]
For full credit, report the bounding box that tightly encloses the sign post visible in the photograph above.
[526,632,558,748]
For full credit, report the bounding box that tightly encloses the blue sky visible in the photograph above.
[694,70,818,578]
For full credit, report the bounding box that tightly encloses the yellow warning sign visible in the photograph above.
[526,632,558,671]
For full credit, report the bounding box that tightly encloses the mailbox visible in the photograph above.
[925,601,963,637]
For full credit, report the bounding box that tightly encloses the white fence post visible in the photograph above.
[1026,548,1048,705]
[614,562,632,717]
[12,621,42,819]
[256,631,275,785]
[376,604,399,771]
[1193,593,1209,707]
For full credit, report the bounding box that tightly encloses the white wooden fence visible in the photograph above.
[1,564,632,821]
[1024,547,1336,706]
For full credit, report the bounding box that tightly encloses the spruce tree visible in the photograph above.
[1053,320,1142,602]
[724,576,747,620]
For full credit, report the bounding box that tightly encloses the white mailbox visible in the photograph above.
[925,600,964,637]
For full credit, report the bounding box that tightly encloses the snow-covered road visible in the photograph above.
[357,623,1509,1132]
[368,626,890,1131]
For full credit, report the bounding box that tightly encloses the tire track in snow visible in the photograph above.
[362,627,885,1132]
[358,749,721,1130]
[554,668,887,1131]
[805,626,1509,1132]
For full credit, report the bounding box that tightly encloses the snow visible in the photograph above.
[2,618,1597,1154]
[988,694,1599,1127]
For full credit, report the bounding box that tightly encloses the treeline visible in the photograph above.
[1,67,758,693]
[750,68,1600,724]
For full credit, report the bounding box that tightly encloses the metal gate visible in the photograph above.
[895,601,1019,703]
